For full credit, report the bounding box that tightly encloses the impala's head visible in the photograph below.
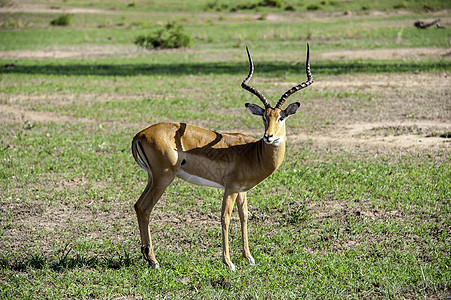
[242,44,313,146]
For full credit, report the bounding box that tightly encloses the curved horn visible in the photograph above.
[275,44,313,109]
[241,46,271,109]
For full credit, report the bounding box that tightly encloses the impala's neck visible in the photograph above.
[258,133,286,175]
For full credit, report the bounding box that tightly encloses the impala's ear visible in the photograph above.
[245,103,265,116]
[282,102,300,118]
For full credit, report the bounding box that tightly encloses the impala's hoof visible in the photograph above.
[228,263,236,272]
[247,256,255,266]
[141,246,159,269]
[149,260,160,269]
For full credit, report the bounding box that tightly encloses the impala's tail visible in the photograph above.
[132,137,152,176]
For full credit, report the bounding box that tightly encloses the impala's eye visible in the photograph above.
[278,115,285,122]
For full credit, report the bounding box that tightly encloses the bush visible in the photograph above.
[134,22,192,49]
[306,4,321,11]
[259,0,283,7]
[50,14,72,26]
[393,2,408,9]
[236,2,258,10]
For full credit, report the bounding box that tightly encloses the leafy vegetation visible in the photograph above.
[134,22,192,49]
[50,14,73,27]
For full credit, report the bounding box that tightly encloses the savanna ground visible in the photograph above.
[0,0,450,298]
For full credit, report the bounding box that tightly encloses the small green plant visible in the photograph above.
[393,2,408,9]
[257,12,268,20]
[306,4,321,11]
[50,14,72,26]
[0,18,26,29]
[128,20,150,29]
[236,2,258,10]
[205,1,229,11]
[284,204,309,224]
[422,3,439,11]
[134,22,192,49]
[259,0,283,7]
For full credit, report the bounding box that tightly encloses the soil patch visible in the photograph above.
[290,121,450,151]
[0,45,141,59]
[318,48,450,61]
[0,3,118,14]
[1,46,449,61]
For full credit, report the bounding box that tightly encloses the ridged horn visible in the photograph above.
[275,44,313,109]
[241,46,271,108]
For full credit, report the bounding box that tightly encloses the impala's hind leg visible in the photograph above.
[134,173,174,269]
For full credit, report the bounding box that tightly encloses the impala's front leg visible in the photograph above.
[236,192,255,265]
[221,190,238,271]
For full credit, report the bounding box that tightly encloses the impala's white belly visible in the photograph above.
[176,169,224,189]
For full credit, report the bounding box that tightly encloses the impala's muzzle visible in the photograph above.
[263,133,282,146]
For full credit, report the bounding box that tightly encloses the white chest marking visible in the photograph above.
[177,169,224,189]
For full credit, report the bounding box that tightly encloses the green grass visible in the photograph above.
[1,11,450,51]
[0,0,450,299]
[1,122,449,298]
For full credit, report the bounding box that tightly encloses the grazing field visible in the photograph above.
[0,0,450,298]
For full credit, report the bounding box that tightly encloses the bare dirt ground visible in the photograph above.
[1,46,449,60]
[0,45,142,59]
[318,47,451,61]
[0,2,118,15]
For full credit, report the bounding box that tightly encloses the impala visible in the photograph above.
[132,44,313,271]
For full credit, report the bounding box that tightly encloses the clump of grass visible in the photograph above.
[0,17,27,29]
[50,14,72,26]
[259,0,283,7]
[134,22,192,49]
[205,1,230,11]
[207,0,284,11]
[306,4,321,11]
[393,2,408,9]
[128,20,151,29]
[257,12,268,20]
[422,3,440,11]
[236,2,258,10]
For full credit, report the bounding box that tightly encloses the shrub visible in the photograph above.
[393,2,408,9]
[422,4,439,11]
[205,1,229,11]
[259,0,283,7]
[306,4,321,11]
[236,2,258,10]
[134,22,192,49]
[50,14,72,26]
[257,12,268,20]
